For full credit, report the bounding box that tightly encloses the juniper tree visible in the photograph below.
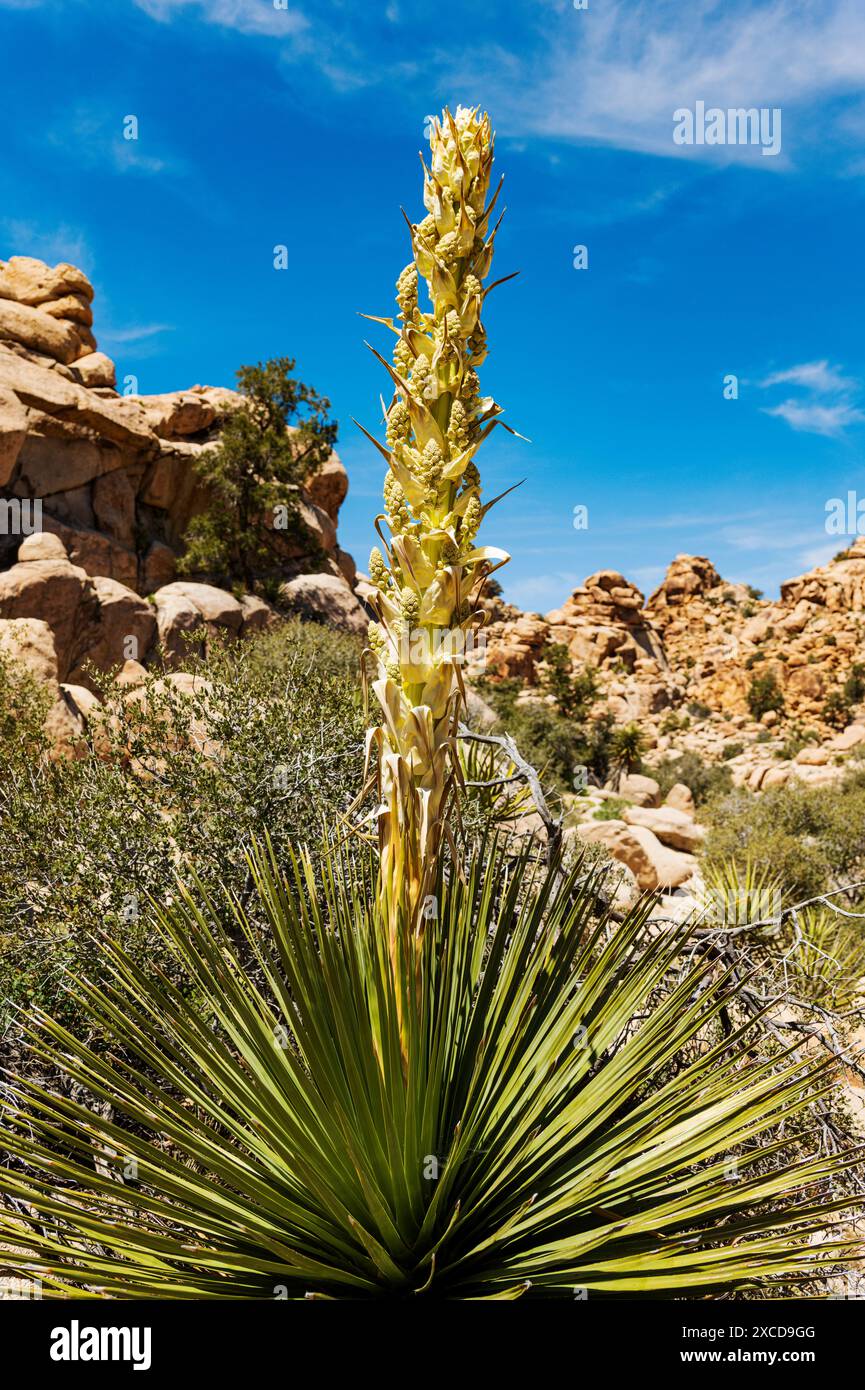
[179,357,337,590]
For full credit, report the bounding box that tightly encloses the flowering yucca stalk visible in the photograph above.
[359,106,518,954]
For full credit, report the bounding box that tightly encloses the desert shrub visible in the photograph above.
[0,650,51,752]
[747,671,784,720]
[593,796,630,821]
[539,643,598,720]
[660,710,689,734]
[789,905,865,1009]
[686,701,712,720]
[702,775,865,901]
[778,725,820,760]
[651,751,733,806]
[824,663,865,728]
[843,663,865,704]
[473,681,614,790]
[824,690,849,729]
[0,620,366,1037]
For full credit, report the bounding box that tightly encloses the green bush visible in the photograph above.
[539,643,598,720]
[473,681,614,791]
[178,357,336,588]
[747,671,784,720]
[651,751,732,806]
[823,664,865,729]
[0,620,365,1037]
[686,701,712,720]
[593,796,631,821]
[703,774,865,901]
[778,725,819,760]
[608,723,645,778]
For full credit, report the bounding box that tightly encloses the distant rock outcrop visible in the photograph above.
[0,254,356,593]
[478,544,865,737]
[0,255,367,748]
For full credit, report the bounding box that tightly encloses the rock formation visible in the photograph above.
[0,254,359,594]
[0,255,371,746]
[480,546,865,735]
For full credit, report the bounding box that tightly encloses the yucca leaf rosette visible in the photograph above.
[360,106,516,949]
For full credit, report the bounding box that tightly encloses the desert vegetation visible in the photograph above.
[1,106,863,1302]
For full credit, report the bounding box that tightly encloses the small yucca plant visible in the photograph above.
[0,841,860,1299]
[358,106,515,954]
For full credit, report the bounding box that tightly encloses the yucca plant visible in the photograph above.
[0,839,861,1299]
[698,859,786,934]
[609,723,646,786]
[358,106,515,953]
[789,906,865,1009]
[2,104,863,1305]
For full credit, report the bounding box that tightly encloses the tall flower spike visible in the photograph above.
[362,105,512,985]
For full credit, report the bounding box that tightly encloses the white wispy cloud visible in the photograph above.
[0,219,92,270]
[133,0,307,37]
[757,357,864,437]
[127,0,865,166]
[617,508,765,533]
[43,108,182,178]
[630,564,667,591]
[762,399,865,437]
[464,0,865,165]
[760,360,856,393]
[798,539,845,569]
[507,571,582,613]
[717,522,848,588]
[99,323,174,350]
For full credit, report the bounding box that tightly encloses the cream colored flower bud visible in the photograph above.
[436,231,460,267]
[369,547,389,590]
[447,400,470,449]
[383,472,411,533]
[461,494,482,543]
[393,337,413,374]
[400,587,420,624]
[386,400,411,448]
[462,460,480,491]
[396,264,418,317]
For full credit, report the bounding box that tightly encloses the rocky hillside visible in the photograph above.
[0,256,368,746]
[481,544,865,750]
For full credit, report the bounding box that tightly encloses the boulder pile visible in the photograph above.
[0,255,369,747]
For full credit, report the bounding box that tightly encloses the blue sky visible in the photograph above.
[2,0,864,609]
